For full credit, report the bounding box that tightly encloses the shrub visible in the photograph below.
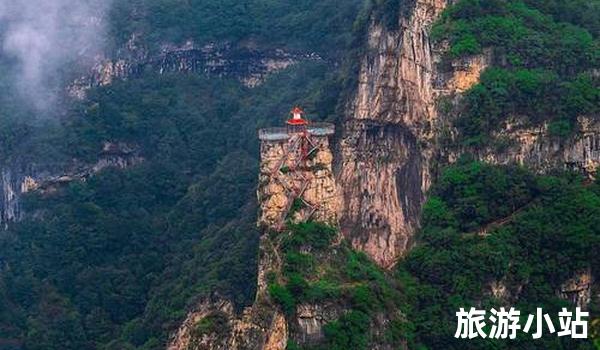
[323,311,370,350]
[283,222,337,251]
[191,312,229,337]
[350,284,378,313]
[284,252,315,276]
[345,251,385,282]
[268,283,296,316]
[305,279,341,302]
[286,273,309,299]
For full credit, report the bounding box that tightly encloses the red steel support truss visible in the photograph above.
[268,132,320,230]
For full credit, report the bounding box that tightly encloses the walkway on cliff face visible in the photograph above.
[462,199,539,238]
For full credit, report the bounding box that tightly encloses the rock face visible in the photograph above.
[338,0,449,268]
[69,41,322,98]
[338,0,600,268]
[0,142,142,229]
[167,297,287,350]
[258,124,342,230]
[486,269,597,310]
[291,303,342,346]
[167,300,287,350]
[441,49,492,93]
[463,117,600,178]
[1,169,24,229]
[558,268,595,309]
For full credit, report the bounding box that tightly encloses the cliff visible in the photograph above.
[168,106,417,349]
[0,142,142,229]
[168,122,343,350]
[438,52,600,178]
[168,0,600,348]
[167,235,288,350]
[168,226,408,350]
[450,115,600,178]
[337,0,600,268]
[69,41,323,98]
[257,124,341,229]
[337,0,449,268]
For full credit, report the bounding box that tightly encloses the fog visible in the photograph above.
[0,0,112,111]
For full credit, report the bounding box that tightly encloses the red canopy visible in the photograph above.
[287,106,308,125]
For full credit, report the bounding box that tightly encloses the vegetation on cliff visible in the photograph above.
[0,0,366,346]
[432,0,600,145]
[398,160,600,349]
[109,0,363,57]
[1,1,599,350]
[268,222,410,350]
[264,160,599,350]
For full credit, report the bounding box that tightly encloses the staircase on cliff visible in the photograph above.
[257,107,341,230]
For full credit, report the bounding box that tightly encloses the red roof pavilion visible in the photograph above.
[287,106,309,126]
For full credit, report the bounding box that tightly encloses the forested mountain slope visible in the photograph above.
[0,1,362,348]
[172,0,600,348]
[0,0,598,349]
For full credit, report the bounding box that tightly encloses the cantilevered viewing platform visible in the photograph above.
[258,122,335,141]
[259,106,335,141]
[257,107,339,230]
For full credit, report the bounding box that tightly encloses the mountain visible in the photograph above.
[0,0,599,349]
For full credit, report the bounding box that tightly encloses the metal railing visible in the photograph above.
[307,122,335,136]
[258,122,335,141]
[259,127,289,141]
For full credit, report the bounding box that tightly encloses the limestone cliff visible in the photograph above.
[69,40,322,98]
[257,124,341,229]
[337,0,449,268]
[168,106,415,349]
[558,268,597,309]
[168,0,600,347]
[168,121,342,350]
[338,0,600,268]
[435,51,600,178]
[450,116,600,178]
[0,142,142,229]
[168,229,405,350]
[486,268,599,312]
[167,233,288,350]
